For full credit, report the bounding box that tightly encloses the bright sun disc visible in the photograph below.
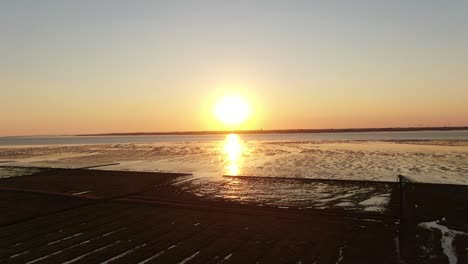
[214,96,251,126]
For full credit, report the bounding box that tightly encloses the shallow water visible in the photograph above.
[1,134,468,213]
[1,135,467,184]
[1,130,468,146]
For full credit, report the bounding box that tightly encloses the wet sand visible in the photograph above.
[0,168,467,263]
[1,140,467,184]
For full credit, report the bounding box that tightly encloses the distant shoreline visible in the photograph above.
[78,126,468,136]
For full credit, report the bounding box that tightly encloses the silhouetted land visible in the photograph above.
[1,167,467,263]
[78,126,468,136]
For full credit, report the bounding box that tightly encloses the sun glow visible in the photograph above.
[214,95,251,127]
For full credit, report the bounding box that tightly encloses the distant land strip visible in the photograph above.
[78,126,468,136]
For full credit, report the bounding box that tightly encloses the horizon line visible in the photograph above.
[2,126,468,138]
[78,126,468,137]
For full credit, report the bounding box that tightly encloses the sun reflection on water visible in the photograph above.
[223,134,243,176]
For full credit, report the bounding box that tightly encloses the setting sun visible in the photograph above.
[214,96,251,126]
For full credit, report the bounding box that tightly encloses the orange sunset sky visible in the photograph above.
[1,1,468,136]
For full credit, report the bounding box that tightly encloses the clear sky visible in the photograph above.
[1,1,468,136]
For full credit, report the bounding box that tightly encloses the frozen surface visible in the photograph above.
[1,137,467,184]
[172,176,394,212]
[419,220,468,264]
[0,136,467,211]
[0,167,41,179]
[359,194,391,212]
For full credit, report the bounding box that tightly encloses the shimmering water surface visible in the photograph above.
[1,130,468,146]
[1,131,468,212]
[1,131,467,184]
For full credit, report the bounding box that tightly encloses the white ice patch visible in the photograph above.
[137,243,179,264]
[319,192,357,203]
[0,167,41,178]
[168,244,178,250]
[26,249,64,264]
[335,202,354,207]
[9,242,23,248]
[336,244,345,264]
[62,240,121,264]
[9,250,29,259]
[363,206,384,212]
[26,228,125,264]
[137,251,165,264]
[359,194,390,212]
[178,251,200,264]
[71,190,91,196]
[47,232,83,245]
[100,243,146,264]
[102,227,126,237]
[418,220,468,264]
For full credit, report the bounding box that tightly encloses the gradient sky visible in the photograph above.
[1,1,468,136]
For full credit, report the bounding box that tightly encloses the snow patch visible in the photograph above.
[47,232,83,245]
[178,251,200,264]
[418,220,468,264]
[100,243,146,264]
[71,190,91,195]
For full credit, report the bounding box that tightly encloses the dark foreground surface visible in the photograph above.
[0,168,467,264]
